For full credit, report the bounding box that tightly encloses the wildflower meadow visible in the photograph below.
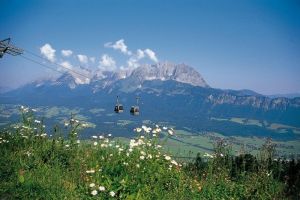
[0,106,299,199]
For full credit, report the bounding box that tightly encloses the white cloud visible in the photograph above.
[104,39,132,55]
[61,49,73,57]
[99,54,116,70]
[136,49,145,59]
[40,43,56,62]
[127,57,140,68]
[90,57,96,63]
[60,61,90,84]
[144,49,158,62]
[77,54,89,64]
[126,48,158,69]
[60,61,73,70]
[102,39,159,70]
[126,49,143,68]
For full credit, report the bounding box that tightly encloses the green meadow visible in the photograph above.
[0,107,299,199]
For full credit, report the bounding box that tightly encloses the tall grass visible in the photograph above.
[0,107,200,199]
[0,106,299,199]
[185,140,286,199]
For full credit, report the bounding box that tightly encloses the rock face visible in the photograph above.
[1,62,300,130]
[21,62,299,112]
[129,63,209,87]
[206,93,299,110]
[39,62,209,92]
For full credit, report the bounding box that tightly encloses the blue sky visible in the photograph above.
[0,0,299,95]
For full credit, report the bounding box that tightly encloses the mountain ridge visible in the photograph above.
[2,63,300,111]
[33,62,208,91]
[1,63,300,131]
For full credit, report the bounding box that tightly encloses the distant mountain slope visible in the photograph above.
[268,93,300,99]
[128,63,208,87]
[1,63,300,140]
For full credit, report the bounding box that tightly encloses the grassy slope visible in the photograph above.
[0,109,292,199]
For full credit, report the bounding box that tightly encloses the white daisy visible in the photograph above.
[99,186,105,191]
[89,183,95,187]
[110,191,116,197]
[91,190,98,195]
[165,155,171,161]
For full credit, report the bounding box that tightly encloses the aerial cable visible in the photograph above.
[19,54,64,75]
[23,49,90,80]
[1,38,91,80]
[19,53,90,80]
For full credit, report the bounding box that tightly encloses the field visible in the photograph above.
[1,104,300,159]
[211,117,300,135]
[1,107,299,199]
[162,130,300,158]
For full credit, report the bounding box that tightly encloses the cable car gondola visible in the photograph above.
[114,96,124,113]
[130,97,140,115]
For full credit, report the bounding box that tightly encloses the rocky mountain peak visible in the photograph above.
[130,62,209,87]
[48,62,209,90]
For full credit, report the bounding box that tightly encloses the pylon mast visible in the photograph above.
[0,38,24,58]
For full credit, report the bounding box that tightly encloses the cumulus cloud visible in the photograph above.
[144,49,158,62]
[60,61,73,70]
[89,57,96,63]
[103,39,159,69]
[136,49,145,59]
[61,49,73,57]
[40,43,56,62]
[126,48,158,69]
[99,54,116,70]
[60,61,90,84]
[105,39,132,55]
[127,57,140,68]
[77,54,89,64]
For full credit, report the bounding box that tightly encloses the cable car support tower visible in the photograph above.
[0,38,23,58]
